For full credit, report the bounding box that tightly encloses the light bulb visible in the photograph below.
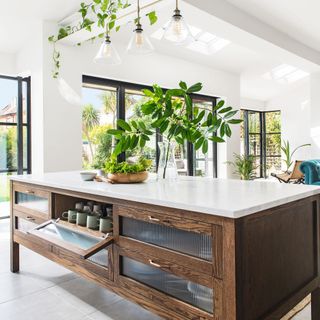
[94,35,121,65]
[163,9,192,44]
[135,30,144,46]
[127,25,154,55]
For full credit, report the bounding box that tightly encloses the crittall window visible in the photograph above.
[82,76,218,177]
[241,109,281,178]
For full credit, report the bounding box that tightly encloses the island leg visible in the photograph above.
[10,239,19,273]
[312,287,320,319]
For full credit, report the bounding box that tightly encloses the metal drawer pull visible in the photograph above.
[148,259,161,268]
[26,216,35,221]
[25,190,35,194]
[148,216,160,222]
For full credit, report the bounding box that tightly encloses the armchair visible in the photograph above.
[299,160,320,185]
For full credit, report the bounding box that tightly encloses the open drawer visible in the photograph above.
[27,220,114,268]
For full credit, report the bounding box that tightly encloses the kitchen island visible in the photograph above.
[10,172,320,320]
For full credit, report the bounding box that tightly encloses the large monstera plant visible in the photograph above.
[107,81,242,177]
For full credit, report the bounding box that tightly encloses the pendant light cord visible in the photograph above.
[176,0,178,10]
[137,0,141,25]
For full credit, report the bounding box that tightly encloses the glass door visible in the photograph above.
[0,76,31,218]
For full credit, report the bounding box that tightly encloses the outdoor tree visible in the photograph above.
[82,104,100,162]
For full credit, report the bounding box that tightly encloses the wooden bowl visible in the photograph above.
[107,171,148,184]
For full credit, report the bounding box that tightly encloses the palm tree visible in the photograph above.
[82,104,99,162]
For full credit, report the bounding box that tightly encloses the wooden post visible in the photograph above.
[10,181,19,272]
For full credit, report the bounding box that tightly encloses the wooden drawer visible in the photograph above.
[15,219,114,281]
[116,246,222,319]
[114,205,222,278]
[13,183,51,219]
[13,210,47,234]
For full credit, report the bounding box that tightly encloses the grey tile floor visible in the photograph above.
[0,219,310,319]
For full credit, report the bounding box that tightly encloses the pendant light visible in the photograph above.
[163,0,192,44]
[127,0,154,55]
[94,32,121,65]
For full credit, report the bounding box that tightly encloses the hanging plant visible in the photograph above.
[48,0,158,78]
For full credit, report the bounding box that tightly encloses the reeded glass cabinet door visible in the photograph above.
[121,256,213,313]
[120,216,212,261]
[28,220,113,263]
[15,191,49,213]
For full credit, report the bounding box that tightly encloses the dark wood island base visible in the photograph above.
[10,180,320,320]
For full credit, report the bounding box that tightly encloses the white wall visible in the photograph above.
[0,52,16,76]
[13,21,241,177]
[266,80,312,163]
[241,97,265,111]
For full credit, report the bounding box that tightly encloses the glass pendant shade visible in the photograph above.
[127,26,154,55]
[94,36,121,65]
[163,9,192,44]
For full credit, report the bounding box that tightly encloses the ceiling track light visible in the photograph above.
[94,30,121,65]
[163,0,192,44]
[127,0,154,55]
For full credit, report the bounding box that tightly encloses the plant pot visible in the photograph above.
[107,171,149,184]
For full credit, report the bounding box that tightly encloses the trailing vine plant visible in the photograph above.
[48,0,158,78]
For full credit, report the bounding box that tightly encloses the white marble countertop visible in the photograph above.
[10,171,320,219]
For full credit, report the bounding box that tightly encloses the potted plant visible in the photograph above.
[226,153,257,180]
[281,140,311,172]
[105,156,152,183]
[107,81,242,181]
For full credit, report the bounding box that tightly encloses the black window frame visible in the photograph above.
[0,74,31,219]
[83,75,218,177]
[242,109,281,178]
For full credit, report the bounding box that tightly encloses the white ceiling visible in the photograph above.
[226,0,320,52]
[0,0,80,53]
[0,0,319,102]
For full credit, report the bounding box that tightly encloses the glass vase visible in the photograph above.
[157,141,178,181]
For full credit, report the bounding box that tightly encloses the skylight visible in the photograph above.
[151,24,230,55]
[263,64,309,83]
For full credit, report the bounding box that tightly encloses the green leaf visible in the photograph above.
[202,140,208,154]
[107,129,123,136]
[187,82,202,93]
[220,122,225,137]
[195,137,205,150]
[131,120,138,129]
[130,135,139,149]
[117,119,131,131]
[207,112,213,126]
[139,137,146,148]
[179,81,187,90]
[174,136,183,145]
[141,102,156,115]
[113,140,123,156]
[225,124,232,137]
[209,136,225,143]
[193,110,205,125]
[139,121,146,130]
[228,119,243,124]
[142,89,154,97]
[224,110,238,119]
[146,10,158,25]
[123,136,131,150]
[185,94,192,115]
[115,25,120,32]
[159,120,169,133]
[213,100,225,111]
[166,89,184,98]
[141,134,150,141]
[219,106,232,114]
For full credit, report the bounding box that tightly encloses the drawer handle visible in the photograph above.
[25,190,35,194]
[148,259,161,268]
[26,216,35,221]
[148,216,160,222]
